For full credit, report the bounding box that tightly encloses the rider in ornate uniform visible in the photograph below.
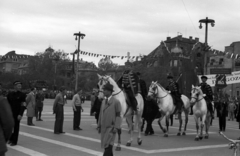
[166,75,183,114]
[199,75,214,118]
[118,69,139,112]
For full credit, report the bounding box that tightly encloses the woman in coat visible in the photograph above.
[26,88,36,126]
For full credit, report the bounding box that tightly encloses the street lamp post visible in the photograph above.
[199,17,215,75]
[73,31,85,92]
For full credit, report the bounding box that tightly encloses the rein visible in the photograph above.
[150,84,169,100]
[191,96,204,103]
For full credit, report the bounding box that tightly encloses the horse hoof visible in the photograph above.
[182,132,186,136]
[149,132,154,135]
[195,138,199,141]
[126,142,131,146]
[164,134,168,137]
[177,132,181,136]
[205,136,209,139]
[115,146,121,151]
[163,129,167,133]
[137,139,142,145]
[199,136,203,140]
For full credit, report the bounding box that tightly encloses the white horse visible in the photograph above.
[147,81,190,137]
[97,74,144,150]
[190,85,211,141]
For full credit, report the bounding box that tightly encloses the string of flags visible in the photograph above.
[1,42,239,62]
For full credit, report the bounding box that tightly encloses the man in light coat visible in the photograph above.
[26,88,37,126]
[98,83,122,156]
[72,90,84,130]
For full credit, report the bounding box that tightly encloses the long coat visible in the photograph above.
[98,96,122,149]
[26,92,36,117]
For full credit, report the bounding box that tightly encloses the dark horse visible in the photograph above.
[141,98,161,135]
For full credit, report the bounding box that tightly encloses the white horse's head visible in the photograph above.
[147,81,158,99]
[190,85,204,104]
[97,74,118,100]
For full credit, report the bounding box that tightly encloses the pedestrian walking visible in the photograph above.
[228,101,236,121]
[98,83,122,156]
[72,90,84,130]
[7,81,26,146]
[35,89,45,121]
[216,98,228,132]
[26,88,37,126]
[91,89,102,124]
[53,86,67,134]
[0,95,14,156]
[237,99,240,129]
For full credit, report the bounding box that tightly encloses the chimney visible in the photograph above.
[167,37,171,40]
[189,36,192,41]
[195,37,199,42]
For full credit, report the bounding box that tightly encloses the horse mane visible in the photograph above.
[156,82,168,93]
[104,75,119,89]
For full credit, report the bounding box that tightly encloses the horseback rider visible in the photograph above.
[166,75,183,114]
[199,75,214,118]
[118,69,139,112]
[136,72,148,100]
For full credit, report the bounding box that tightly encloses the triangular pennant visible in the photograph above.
[121,56,124,59]
[235,54,239,59]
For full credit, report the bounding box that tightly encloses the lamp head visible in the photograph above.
[211,22,215,27]
[75,36,78,40]
[199,23,202,29]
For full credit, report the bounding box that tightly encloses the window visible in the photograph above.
[197,53,201,57]
[219,58,224,65]
[173,60,178,67]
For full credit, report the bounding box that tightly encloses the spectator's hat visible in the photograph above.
[201,75,208,79]
[59,86,66,92]
[103,83,114,92]
[167,75,173,79]
[13,81,22,85]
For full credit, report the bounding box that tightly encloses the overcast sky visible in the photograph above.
[1,0,240,65]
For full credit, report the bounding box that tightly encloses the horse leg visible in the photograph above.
[137,114,143,145]
[126,116,133,146]
[149,118,154,135]
[195,116,200,141]
[141,118,145,132]
[182,110,188,136]
[177,112,182,136]
[164,115,169,137]
[205,114,210,139]
[157,115,166,134]
[115,129,122,151]
[199,116,205,140]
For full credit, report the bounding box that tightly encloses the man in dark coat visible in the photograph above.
[216,97,228,132]
[237,98,240,129]
[35,89,45,121]
[0,95,14,155]
[118,70,139,112]
[91,90,102,124]
[7,81,26,146]
[166,75,183,114]
[136,72,148,100]
[199,75,214,118]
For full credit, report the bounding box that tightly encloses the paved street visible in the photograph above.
[6,99,240,156]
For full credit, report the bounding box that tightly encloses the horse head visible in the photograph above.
[97,74,109,100]
[147,81,158,99]
[97,74,120,99]
[190,85,204,104]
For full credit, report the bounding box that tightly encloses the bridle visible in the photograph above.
[148,83,169,99]
[98,76,122,96]
[191,88,204,103]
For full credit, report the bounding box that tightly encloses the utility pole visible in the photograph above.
[199,17,215,75]
[73,31,85,92]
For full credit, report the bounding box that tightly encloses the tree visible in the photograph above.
[98,57,119,71]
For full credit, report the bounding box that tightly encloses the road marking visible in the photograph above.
[8,145,48,156]
[147,144,228,154]
[21,119,95,122]
[20,132,103,156]
[20,124,228,154]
